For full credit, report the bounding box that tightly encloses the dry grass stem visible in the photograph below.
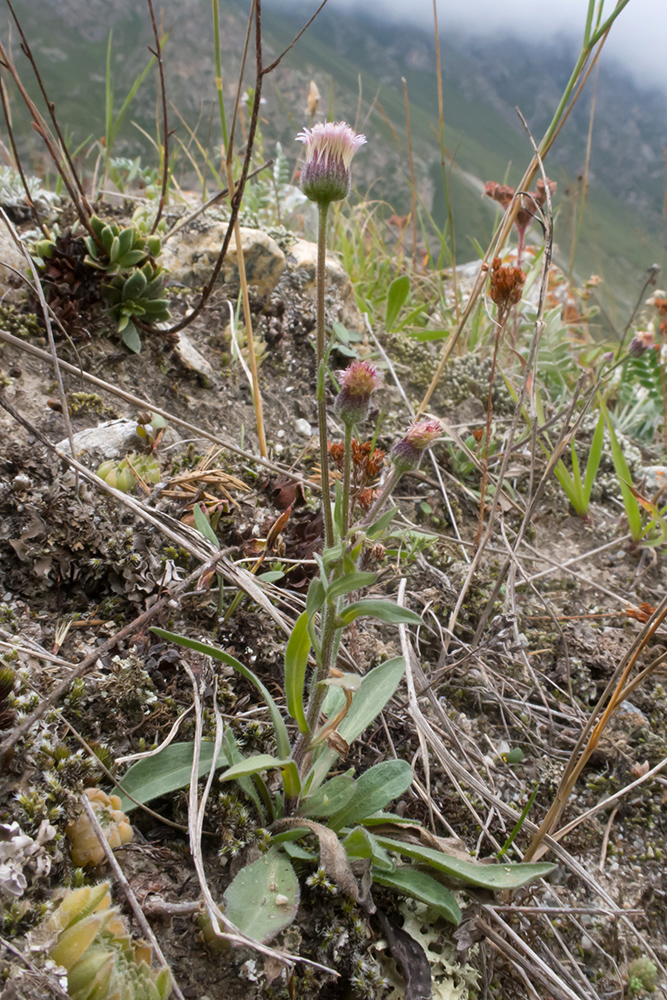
[79,794,184,1000]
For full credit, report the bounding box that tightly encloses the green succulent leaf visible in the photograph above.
[147,235,162,256]
[122,323,142,353]
[116,227,136,258]
[117,249,148,269]
[121,269,148,302]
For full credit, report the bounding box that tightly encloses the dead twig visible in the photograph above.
[79,794,184,1000]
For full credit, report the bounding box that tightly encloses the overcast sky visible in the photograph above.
[312,0,667,93]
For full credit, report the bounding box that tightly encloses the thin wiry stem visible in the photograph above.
[0,70,48,236]
[431,0,459,323]
[146,0,169,233]
[5,0,91,214]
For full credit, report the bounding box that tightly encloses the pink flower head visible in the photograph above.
[296,121,366,205]
[334,360,383,427]
[391,418,442,473]
[628,329,655,357]
[336,360,383,396]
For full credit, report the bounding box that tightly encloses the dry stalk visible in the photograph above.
[401,78,417,268]
[145,0,169,233]
[181,660,338,976]
[416,30,612,415]
[524,593,667,861]
[0,208,77,467]
[79,794,184,1000]
[0,328,319,489]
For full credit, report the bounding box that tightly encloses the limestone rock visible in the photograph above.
[56,418,143,461]
[172,332,215,385]
[0,230,27,304]
[163,216,285,296]
[285,239,364,332]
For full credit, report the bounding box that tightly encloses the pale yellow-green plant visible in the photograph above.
[66,788,134,868]
[45,882,171,1000]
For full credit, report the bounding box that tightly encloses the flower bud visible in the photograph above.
[391,419,442,474]
[628,330,655,357]
[296,122,366,205]
[333,360,382,427]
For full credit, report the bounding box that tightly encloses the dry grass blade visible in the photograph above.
[393,588,667,987]
[79,794,184,1000]
[0,329,319,488]
[181,661,338,976]
[525,593,667,861]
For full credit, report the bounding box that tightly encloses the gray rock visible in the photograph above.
[163,216,285,296]
[56,418,143,461]
[173,332,215,385]
[0,230,27,304]
[640,465,667,495]
[285,238,363,331]
[294,418,312,437]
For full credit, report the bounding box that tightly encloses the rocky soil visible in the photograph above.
[0,202,666,1000]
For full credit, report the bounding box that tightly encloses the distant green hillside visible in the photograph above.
[4,0,666,323]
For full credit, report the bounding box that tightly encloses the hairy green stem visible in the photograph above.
[361,467,400,526]
[304,601,337,739]
[316,200,334,548]
[342,423,353,533]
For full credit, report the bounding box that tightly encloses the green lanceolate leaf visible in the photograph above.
[372,867,462,925]
[385,274,410,331]
[326,572,377,602]
[223,847,299,943]
[299,773,357,818]
[329,759,413,830]
[373,836,556,890]
[599,394,642,540]
[193,503,220,548]
[117,740,228,812]
[340,600,422,626]
[285,611,311,734]
[343,826,394,870]
[366,506,399,539]
[306,577,326,618]
[307,657,406,791]
[150,629,292,765]
[218,754,293,781]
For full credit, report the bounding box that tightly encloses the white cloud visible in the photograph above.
[300,0,667,92]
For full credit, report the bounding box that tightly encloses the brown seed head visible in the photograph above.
[489,257,526,313]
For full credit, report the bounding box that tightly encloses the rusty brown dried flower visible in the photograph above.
[489,257,526,320]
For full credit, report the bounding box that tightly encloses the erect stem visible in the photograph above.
[342,423,353,534]
[316,200,334,548]
[360,467,401,527]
